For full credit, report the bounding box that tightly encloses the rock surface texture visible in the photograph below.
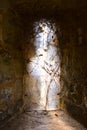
[0,0,87,128]
[0,110,86,130]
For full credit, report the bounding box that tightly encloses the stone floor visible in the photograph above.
[0,110,87,130]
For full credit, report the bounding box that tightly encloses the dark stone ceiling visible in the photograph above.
[1,0,87,15]
[10,0,87,9]
[0,0,87,46]
[10,0,87,16]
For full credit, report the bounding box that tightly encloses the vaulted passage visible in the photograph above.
[0,0,87,130]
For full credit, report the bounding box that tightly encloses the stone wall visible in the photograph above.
[60,12,87,127]
[0,11,23,125]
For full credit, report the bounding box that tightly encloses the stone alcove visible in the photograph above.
[23,19,61,110]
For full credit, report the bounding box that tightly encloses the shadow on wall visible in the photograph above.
[60,25,87,128]
[65,101,87,128]
[60,51,87,128]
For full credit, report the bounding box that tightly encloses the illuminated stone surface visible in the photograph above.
[0,110,86,130]
[26,20,61,110]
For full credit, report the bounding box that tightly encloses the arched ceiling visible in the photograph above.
[11,0,87,9]
[10,0,87,16]
[1,0,87,47]
[0,0,87,18]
